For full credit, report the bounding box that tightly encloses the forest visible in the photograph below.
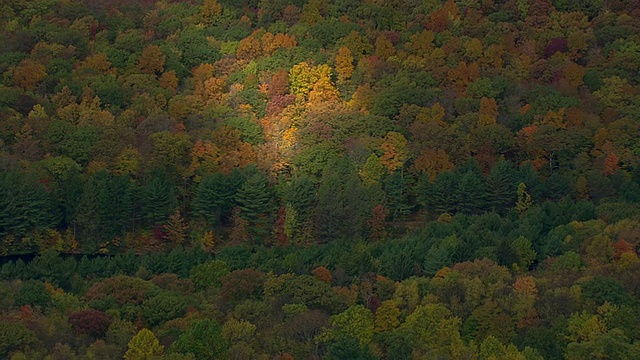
[1,0,640,358]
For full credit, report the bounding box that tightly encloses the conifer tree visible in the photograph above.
[234,168,276,241]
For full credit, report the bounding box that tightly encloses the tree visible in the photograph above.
[486,159,517,213]
[12,59,46,90]
[200,0,222,24]
[234,168,276,241]
[141,169,179,227]
[510,236,537,272]
[190,260,229,290]
[169,319,228,360]
[142,293,187,327]
[335,46,355,83]
[375,300,401,333]
[367,204,388,242]
[383,171,412,221]
[398,303,467,358]
[320,305,375,346]
[324,335,377,360]
[69,309,111,337]
[316,159,371,242]
[515,182,533,217]
[0,169,59,243]
[478,97,498,127]
[124,328,164,360]
[191,172,236,228]
[379,131,408,174]
[0,321,37,359]
[137,45,166,75]
[163,211,188,246]
[414,148,454,182]
[454,170,488,214]
[359,154,385,186]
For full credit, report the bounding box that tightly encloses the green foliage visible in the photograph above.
[170,319,228,360]
[141,169,179,227]
[192,172,237,227]
[15,280,51,309]
[234,167,276,241]
[0,321,38,359]
[190,260,229,290]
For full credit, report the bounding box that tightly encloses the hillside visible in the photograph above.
[1,0,640,358]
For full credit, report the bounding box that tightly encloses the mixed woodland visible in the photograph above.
[1,0,640,358]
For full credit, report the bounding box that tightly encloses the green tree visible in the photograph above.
[234,167,276,242]
[454,170,488,214]
[398,303,467,359]
[284,175,316,221]
[320,305,375,346]
[190,260,229,290]
[0,321,38,359]
[191,172,236,228]
[177,26,221,69]
[384,172,412,220]
[142,293,188,327]
[485,159,517,213]
[141,169,179,227]
[510,236,537,272]
[170,319,228,360]
[324,335,377,360]
[316,158,371,242]
[0,168,59,243]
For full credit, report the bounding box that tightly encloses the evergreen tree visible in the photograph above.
[0,169,59,240]
[384,172,412,221]
[425,171,458,214]
[284,175,316,221]
[191,172,235,228]
[107,174,134,240]
[454,170,488,214]
[485,159,517,213]
[141,169,178,227]
[316,158,370,242]
[234,167,276,242]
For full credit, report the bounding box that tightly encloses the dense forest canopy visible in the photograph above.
[1,0,640,358]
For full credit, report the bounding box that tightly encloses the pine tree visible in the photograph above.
[234,168,276,241]
[141,169,178,227]
[284,175,316,221]
[485,159,517,213]
[426,171,458,214]
[192,172,236,228]
[383,172,412,220]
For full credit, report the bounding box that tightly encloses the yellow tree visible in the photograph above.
[335,46,354,83]
[478,97,498,127]
[375,34,395,59]
[289,62,334,100]
[124,328,164,360]
[201,0,222,24]
[79,52,114,75]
